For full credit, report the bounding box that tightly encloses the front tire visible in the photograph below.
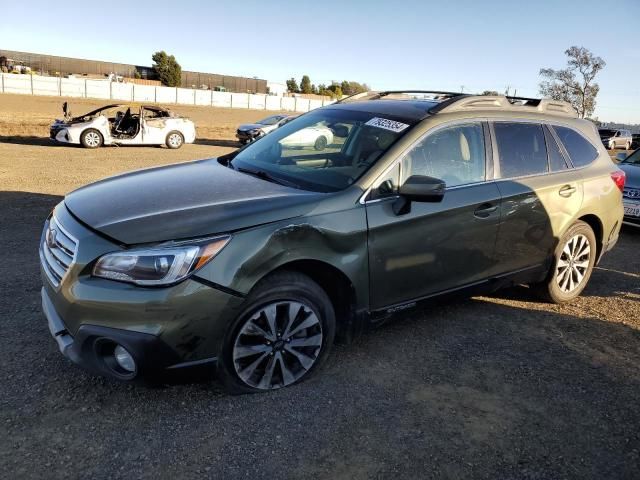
[218,271,335,394]
[533,220,596,304]
[166,131,184,149]
[80,129,103,149]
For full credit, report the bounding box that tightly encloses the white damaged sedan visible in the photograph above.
[50,102,196,149]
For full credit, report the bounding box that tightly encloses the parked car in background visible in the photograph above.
[279,125,335,150]
[40,91,624,393]
[616,149,640,227]
[235,114,297,144]
[599,128,633,150]
[50,103,196,149]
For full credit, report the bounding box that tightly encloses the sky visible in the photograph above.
[1,0,639,123]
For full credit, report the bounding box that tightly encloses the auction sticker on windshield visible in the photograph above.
[365,117,410,133]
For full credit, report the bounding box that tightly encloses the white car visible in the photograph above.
[50,103,196,149]
[279,126,334,150]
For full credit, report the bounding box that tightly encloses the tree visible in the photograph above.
[300,75,312,94]
[539,46,605,118]
[481,90,499,96]
[311,84,318,95]
[286,77,299,93]
[151,51,182,87]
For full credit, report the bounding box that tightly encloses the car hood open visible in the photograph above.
[64,159,322,244]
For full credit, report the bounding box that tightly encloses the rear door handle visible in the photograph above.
[559,185,577,197]
[474,203,498,218]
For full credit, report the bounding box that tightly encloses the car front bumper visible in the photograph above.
[39,206,246,382]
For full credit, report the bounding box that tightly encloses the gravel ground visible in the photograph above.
[1,94,640,479]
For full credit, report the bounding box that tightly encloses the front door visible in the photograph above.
[366,122,502,310]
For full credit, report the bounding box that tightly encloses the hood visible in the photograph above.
[620,163,640,188]
[64,159,322,244]
[238,123,265,131]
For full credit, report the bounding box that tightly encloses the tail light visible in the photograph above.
[611,170,626,193]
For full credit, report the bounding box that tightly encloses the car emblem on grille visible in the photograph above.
[628,189,640,198]
[46,228,57,248]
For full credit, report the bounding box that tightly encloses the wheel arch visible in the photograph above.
[262,259,360,344]
[577,213,603,260]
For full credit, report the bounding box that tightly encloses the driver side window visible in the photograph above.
[401,123,486,188]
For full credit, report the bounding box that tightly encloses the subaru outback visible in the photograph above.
[40,91,625,393]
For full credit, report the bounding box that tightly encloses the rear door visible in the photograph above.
[490,121,583,276]
[365,121,502,310]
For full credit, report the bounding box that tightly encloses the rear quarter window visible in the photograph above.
[494,122,548,178]
[552,126,598,168]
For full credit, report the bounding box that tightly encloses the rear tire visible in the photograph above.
[314,136,328,151]
[80,129,103,149]
[166,131,184,149]
[217,271,335,394]
[532,220,597,304]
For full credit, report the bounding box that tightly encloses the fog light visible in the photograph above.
[114,345,136,373]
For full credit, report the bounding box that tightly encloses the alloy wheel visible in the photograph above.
[555,233,591,293]
[168,133,183,148]
[84,131,101,147]
[232,301,323,390]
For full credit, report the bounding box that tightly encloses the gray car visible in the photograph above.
[617,149,640,226]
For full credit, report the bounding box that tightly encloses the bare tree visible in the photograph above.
[539,46,605,118]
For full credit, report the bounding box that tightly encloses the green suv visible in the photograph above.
[40,91,625,393]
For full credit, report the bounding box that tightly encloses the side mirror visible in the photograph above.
[616,152,628,162]
[399,175,446,202]
[393,175,445,215]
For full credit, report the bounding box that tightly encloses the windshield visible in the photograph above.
[622,149,640,165]
[599,129,616,137]
[257,115,286,126]
[230,108,414,192]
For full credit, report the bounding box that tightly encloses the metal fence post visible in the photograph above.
[84,79,87,98]
[109,80,112,100]
[30,73,33,94]
[1,73,4,93]
[154,86,157,104]
[132,83,135,102]
[175,86,178,104]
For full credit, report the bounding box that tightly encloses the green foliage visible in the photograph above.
[481,90,499,96]
[133,70,142,79]
[300,75,312,94]
[539,46,605,118]
[286,77,299,93]
[151,51,182,87]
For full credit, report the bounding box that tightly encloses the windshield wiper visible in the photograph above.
[235,166,298,188]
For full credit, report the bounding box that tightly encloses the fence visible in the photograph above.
[0,73,333,113]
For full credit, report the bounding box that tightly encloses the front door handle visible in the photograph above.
[474,203,498,218]
[559,185,577,197]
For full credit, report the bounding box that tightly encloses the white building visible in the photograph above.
[267,82,287,96]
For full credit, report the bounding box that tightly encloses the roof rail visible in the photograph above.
[431,95,577,118]
[336,90,465,104]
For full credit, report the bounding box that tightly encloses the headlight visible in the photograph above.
[92,236,230,286]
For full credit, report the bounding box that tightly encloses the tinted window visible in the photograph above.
[553,126,598,167]
[494,123,548,178]
[401,123,485,187]
[543,126,570,171]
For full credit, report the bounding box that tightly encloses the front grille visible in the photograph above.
[40,216,78,287]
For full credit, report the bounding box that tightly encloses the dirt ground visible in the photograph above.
[1,93,640,479]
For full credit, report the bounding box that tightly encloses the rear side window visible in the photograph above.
[494,123,548,178]
[552,126,598,168]
[543,126,570,171]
